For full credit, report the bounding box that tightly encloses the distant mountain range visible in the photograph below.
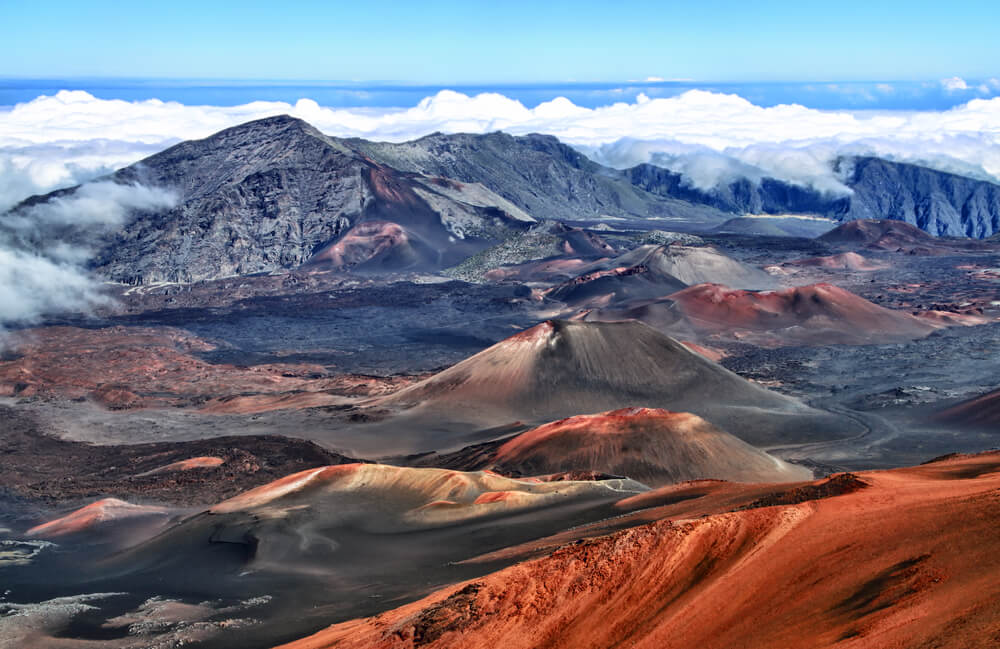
[629,156,1000,238]
[7,115,1000,283]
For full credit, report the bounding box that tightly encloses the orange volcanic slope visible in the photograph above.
[138,456,225,476]
[489,408,810,486]
[27,498,169,539]
[667,282,937,345]
[208,463,645,532]
[276,452,1000,649]
[935,388,1000,429]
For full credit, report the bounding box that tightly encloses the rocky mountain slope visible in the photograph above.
[10,118,1000,289]
[7,116,539,283]
[350,131,730,226]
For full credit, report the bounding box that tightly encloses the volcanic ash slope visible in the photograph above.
[375,319,859,447]
[108,463,646,581]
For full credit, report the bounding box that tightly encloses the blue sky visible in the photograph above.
[3,0,999,82]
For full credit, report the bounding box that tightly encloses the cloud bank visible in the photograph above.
[0,182,177,329]
[3,88,1000,208]
[1,87,999,326]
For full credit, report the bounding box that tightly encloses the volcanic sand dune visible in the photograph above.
[277,451,1000,649]
[26,498,171,541]
[374,319,859,447]
[934,388,1000,429]
[209,463,645,531]
[479,408,810,486]
[663,282,939,345]
[105,464,647,609]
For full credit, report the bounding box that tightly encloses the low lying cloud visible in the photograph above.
[3,88,1000,208]
[2,87,999,326]
[0,140,169,212]
[941,77,970,92]
[0,182,177,330]
[0,248,109,325]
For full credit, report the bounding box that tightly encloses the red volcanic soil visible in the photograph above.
[137,456,225,476]
[788,252,888,271]
[820,219,937,249]
[26,498,169,539]
[482,257,598,283]
[666,282,938,345]
[679,341,726,362]
[819,219,994,255]
[0,326,413,410]
[307,220,420,269]
[487,408,809,486]
[277,451,1000,649]
[916,309,989,327]
[0,405,361,507]
[934,388,1000,429]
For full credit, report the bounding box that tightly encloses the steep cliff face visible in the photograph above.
[837,156,1000,237]
[626,156,1000,238]
[100,116,371,282]
[626,163,847,216]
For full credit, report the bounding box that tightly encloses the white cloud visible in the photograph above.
[941,76,970,92]
[0,247,110,325]
[0,182,177,328]
[4,88,1000,325]
[3,87,1000,206]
